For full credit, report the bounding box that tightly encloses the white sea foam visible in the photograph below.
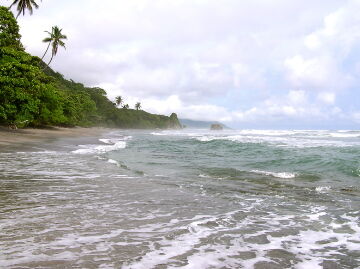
[315,186,331,193]
[15,150,58,155]
[198,174,211,178]
[150,132,167,136]
[329,132,360,138]
[122,215,221,269]
[237,129,299,136]
[196,136,215,142]
[151,129,360,148]
[122,205,360,269]
[99,138,113,144]
[251,169,296,179]
[107,159,119,165]
[99,136,132,144]
[195,133,360,148]
[72,141,126,154]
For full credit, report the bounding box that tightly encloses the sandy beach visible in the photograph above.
[0,126,110,149]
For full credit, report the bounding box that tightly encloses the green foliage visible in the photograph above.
[0,5,182,129]
[0,6,22,49]
[9,0,39,19]
[115,96,122,107]
[0,46,63,127]
[135,102,141,110]
[0,8,65,127]
[46,26,67,66]
[41,66,181,129]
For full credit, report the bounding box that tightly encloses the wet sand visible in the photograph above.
[0,127,111,150]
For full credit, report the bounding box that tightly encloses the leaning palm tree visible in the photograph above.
[135,102,141,110]
[115,96,123,107]
[41,27,54,60]
[9,0,40,19]
[47,26,67,66]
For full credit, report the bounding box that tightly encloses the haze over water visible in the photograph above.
[0,129,359,268]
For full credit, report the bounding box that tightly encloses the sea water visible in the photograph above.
[0,129,359,268]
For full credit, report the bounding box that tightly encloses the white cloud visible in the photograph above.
[304,34,321,50]
[287,90,307,105]
[141,95,232,122]
[284,0,360,98]
[8,0,360,127]
[284,55,342,90]
[312,0,360,54]
[331,106,343,116]
[317,92,336,105]
[352,112,360,123]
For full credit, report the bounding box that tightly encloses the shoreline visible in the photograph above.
[0,126,111,149]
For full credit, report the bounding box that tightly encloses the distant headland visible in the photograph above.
[179,118,230,129]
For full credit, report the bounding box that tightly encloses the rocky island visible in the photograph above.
[210,124,223,130]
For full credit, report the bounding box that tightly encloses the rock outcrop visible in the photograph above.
[168,113,182,129]
[210,124,223,130]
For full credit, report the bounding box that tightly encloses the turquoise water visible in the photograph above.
[0,129,359,268]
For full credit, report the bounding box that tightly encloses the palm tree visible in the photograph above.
[41,27,54,60]
[9,0,40,19]
[135,102,141,110]
[122,104,129,109]
[47,26,67,66]
[115,96,123,107]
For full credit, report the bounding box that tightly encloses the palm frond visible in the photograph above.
[42,37,52,42]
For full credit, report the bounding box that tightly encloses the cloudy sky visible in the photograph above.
[5,0,360,128]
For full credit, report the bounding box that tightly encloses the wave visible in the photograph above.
[150,132,168,136]
[193,134,360,148]
[200,168,297,181]
[122,207,360,269]
[328,132,360,138]
[237,129,300,136]
[72,141,126,154]
[151,129,360,148]
[99,136,132,144]
[250,169,296,179]
[315,186,331,193]
[108,159,119,166]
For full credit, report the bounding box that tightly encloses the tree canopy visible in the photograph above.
[0,6,22,48]
[0,5,182,129]
[9,0,40,19]
[47,26,67,66]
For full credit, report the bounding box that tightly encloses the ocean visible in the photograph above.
[0,129,359,268]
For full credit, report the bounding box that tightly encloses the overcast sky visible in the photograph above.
[4,0,360,128]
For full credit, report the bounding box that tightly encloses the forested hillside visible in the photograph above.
[0,6,181,129]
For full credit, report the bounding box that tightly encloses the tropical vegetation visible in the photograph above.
[8,0,39,19]
[0,6,182,129]
[115,96,123,107]
[135,102,141,110]
[41,28,53,60]
[45,26,67,66]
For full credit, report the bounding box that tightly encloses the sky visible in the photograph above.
[3,0,360,129]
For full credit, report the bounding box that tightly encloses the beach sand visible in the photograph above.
[0,126,111,151]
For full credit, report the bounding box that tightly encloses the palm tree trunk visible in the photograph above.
[41,43,51,60]
[48,54,54,66]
